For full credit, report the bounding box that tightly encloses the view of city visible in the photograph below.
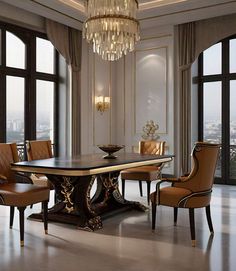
[202,40,236,180]
[7,112,53,143]
[203,120,236,145]
[204,119,236,179]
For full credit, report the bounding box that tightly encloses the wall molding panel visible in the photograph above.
[134,46,168,136]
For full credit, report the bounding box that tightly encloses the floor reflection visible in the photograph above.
[0,183,236,271]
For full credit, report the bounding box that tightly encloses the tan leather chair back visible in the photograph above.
[26,140,53,161]
[139,141,165,155]
[0,143,19,183]
[176,142,220,192]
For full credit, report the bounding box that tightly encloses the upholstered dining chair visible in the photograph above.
[26,140,53,189]
[0,143,49,247]
[151,142,220,247]
[120,140,166,204]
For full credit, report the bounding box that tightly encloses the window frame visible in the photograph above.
[0,21,59,155]
[197,34,236,184]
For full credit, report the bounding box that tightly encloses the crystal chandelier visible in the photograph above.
[83,0,140,61]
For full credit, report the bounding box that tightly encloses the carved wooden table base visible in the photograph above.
[29,171,147,231]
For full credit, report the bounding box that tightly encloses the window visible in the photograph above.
[6,76,25,143]
[36,37,55,74]
[6,31,26,69]
[36,80,55,140]
[203,43,222,75]
[203,81,222,144]
[0,22,58,153]
[198,35,236,184]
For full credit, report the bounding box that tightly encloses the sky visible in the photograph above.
[6,31,54,116]
[203,42,236,121]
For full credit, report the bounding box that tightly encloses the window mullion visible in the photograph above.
[54,50,59,156]
[25,35,36,141]
[198,53,204,141]
[221,39,230,183]
[0,29,6,142]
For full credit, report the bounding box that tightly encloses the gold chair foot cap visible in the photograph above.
[45,230,48,235]
[20,241,24,247]
[191,240,196,247]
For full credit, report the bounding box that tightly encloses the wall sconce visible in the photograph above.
[95,96,110,114]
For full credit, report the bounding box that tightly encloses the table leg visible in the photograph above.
[29,174,102,231]
[91,172,147,216]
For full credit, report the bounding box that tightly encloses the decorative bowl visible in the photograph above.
[97,144,125,159]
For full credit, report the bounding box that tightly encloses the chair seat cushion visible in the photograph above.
[120,166,161,181]
[150,186,192,207]
[0,183,49,207]
[30,174,54,189]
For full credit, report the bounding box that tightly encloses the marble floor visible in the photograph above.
[0,181,236,271]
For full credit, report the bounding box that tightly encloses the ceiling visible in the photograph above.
[1,0,236,30]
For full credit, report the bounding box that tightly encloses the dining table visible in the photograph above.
[11,152,173,231]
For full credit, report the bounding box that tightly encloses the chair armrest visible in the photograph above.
[160,177,182,183]
[14,172,33,184]
[155,178,181,193]
[153,178,182,205]
[182,172,190,177]
[0,174,7,184]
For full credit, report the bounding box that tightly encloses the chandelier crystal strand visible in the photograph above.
[83,0,140,61]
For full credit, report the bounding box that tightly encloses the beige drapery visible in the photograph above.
[195,13,236,59]
[178,13,236,175]
[46,19,82,156]
[178,22,196,174]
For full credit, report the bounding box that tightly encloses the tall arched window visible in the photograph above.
[198,35,236,184]
[0,22,59,154]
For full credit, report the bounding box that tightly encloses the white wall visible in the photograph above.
[81,25,175,174]
[117,25,174,174]
[81,42,117,154]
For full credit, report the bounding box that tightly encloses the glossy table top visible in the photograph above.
[11,153,173,176]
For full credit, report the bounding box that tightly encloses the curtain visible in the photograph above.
[46,19,82,156]
[178,22,196,174]
[177,13,236,175]
[195,13,236,58]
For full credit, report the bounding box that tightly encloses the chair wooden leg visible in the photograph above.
[146,181,151,205]
[189,208,196,247]
[151,202,157,230]
[54,191,57,204]
[42,201,48,234]
[206,205,214,234]
[10,206,15,229]
[139,180,143,197]
[174,207,178,226]
[121,179,125,197]
[18,207,26,247]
